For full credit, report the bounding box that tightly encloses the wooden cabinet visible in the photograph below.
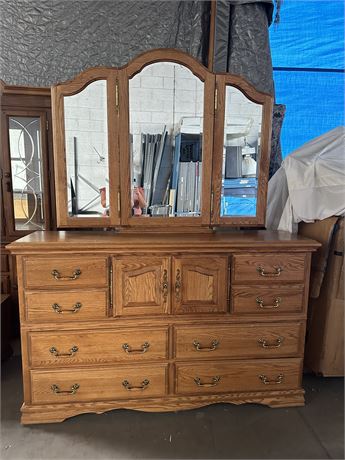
[7,231,320,424]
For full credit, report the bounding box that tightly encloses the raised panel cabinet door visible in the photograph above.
[113,257,170,316]
[172,256,228,313]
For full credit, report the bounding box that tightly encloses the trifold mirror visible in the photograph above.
[52,49,273,229]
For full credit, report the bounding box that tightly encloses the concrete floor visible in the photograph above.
[1,355,344,460]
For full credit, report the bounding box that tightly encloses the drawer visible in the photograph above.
[231,285,304,314]
[25,290,108,322]
[30,364,168,404]
[232,253,306,283]
[176,358,302,395]
[23,256,108,289]
[28,327,169,366]
[175,323,304,360]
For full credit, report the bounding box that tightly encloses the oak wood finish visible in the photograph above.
[30,364,168,404]
[175,358,302,395]
[172,256,228,314]
[25,290,108,322]
[231,285,305,314]
[23,256,108,289]
[113,257,170,316]
[28,327,169,367]
[232,253,306,283]
[7,228,320,424]
[20,389,306,424]
[174,322,304,359]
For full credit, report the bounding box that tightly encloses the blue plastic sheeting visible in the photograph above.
[221,178,257,216]
[274,70,345,157]
[269,0,344,157]
[269,0,344,70]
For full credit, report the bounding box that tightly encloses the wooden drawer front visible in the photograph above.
[29,327,169,366]
[25,290,108,322]
[232,285,304,314]
[176,358,302,395]
[23,257,108,289]
[175,323,304,360]
[172,256,228,314]
[232,254,306,283]
[113,257,170,316]
[30,364,168,404]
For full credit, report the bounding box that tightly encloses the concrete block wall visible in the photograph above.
[64,80,108,215]
[224,86,263,148]
[129,62,204,179]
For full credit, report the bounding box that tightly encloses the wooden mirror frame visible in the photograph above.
[52,68,121,228]
[51,49,273,230]
[211,74,273,227]
[118,49,215,228]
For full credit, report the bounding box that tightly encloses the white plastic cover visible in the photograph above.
[266,126,345,233]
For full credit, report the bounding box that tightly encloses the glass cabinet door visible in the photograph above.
[212,75,273,226]
[120,52,214,226]
[1,109,52,237]
[52,70,120,227]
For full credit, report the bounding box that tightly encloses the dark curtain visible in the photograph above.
[213,1,283,175]
[213,0,274,95]
[0,0,210,86]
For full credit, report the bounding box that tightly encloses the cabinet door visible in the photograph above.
[113,256,170,316]
[1,109,53,237]
[172,256,228,313]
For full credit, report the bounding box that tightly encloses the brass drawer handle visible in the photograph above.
[52,302,82,314]
[51,383,80,395]
[175,269,181,301]
[122,379,150,391]
[256,266,283,277]
[258,337,284,348]
[259,373,284,385]
[122,342,150,354]
[256,297,281,309]
[162,269,168,303]
[49,345,79,357]
[51,268,81,281]
[193,339,219,352]
[194,376,221,387]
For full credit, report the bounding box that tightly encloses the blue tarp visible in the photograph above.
[269,0,345,157]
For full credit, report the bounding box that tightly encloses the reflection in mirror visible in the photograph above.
[64,80,109,218]
[8,116,45,230]
[129,62,204,218]
[221,86,263,217]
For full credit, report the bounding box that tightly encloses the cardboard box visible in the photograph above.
[299,217,344,376]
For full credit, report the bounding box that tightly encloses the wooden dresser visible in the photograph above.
[7,230,320,424]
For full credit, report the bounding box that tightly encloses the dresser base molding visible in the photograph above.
[21,390,305,424]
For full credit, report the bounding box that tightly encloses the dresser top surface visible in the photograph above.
[7,230,320,253]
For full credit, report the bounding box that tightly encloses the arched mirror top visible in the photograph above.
[122,49,212,82]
